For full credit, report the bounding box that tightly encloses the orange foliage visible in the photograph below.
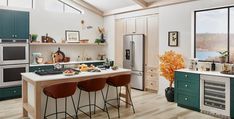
[160,51,185,88]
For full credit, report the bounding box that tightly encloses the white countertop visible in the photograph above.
[29,60,105,67]
[176,69,234,78]
[21,68,131,82]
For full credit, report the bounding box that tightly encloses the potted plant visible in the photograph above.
[98,26,105,43]
[31,34,38,42]
[160,50,185,102]
[218,51,228,63]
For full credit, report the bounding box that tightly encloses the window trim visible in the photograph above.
[58,0,82,14]
[194,6,234,63]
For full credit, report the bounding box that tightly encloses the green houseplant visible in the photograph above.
[31,34,38,42]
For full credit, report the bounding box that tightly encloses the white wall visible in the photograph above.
[104,0,234,95]
[1,0,105,62]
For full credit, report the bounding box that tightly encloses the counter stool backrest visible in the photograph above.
[43,82,78,99]
[78,78,107,92]
[107,74,131,87]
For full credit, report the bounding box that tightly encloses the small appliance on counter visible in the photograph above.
[188,58,198,71]
[32,53,43,64]
[41,33,56,43]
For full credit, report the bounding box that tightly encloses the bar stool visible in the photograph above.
[77,78,110,119]
[43,82,77,119]
[105,74,135,118]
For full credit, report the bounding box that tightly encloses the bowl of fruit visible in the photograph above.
[63,69,75,76]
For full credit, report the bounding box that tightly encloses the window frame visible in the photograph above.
[194,6,233,63]
[2,0,34,9]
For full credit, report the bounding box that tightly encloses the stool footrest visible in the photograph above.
[45,111,75,119]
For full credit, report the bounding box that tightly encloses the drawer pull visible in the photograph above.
[185,98,188,101]
[185,75,188,78]
[185,85,188,87]
[13,90,17,93]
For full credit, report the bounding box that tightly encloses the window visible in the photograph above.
[45,0,82,14]
[195,6,234,62]
[0,0,33,8]
[230,7,234,62]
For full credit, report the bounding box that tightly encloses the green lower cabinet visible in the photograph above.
[0,86,22,101]
[231,79,234,119]
[175,71,200,111]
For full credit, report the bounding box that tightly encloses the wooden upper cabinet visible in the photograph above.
[126,17,146,34]
[145,15,159,67]
[126,18,136,34]
[115,19,126,67]
[135,16,146,34]
[0,9,29,39]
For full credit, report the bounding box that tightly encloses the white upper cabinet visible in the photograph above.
[126,16,146,34]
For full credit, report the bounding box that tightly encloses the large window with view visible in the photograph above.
[195,6,234,63]
[0,0,33,8]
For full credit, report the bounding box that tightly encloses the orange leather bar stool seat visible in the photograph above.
[105,74,135,118]
[43,82,77,119]
[77,78,110,119]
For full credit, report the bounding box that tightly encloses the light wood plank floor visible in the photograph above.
[0,89,219,119]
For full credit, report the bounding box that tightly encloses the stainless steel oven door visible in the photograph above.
[0,64,29,88]
[0,43,29,65]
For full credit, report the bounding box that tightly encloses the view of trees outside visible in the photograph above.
[196,8,228,61]
[230,7,234,63]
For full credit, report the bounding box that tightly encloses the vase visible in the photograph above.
[165,87,174,102]
[100,34,105,43]
[219,57,226,63]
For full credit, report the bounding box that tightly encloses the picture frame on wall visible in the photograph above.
[168,31,179,47]
[65,30,80,43]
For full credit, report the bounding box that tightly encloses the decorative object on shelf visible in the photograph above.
[218,51,228,63]
[104,58,111,69]
[36,57,44,64]
[98,26,105,43]
[41,33,56,43]
[211,60,216,71]
[160,50,185,102]
[65,30,80,43]
[31,34,38,42]
[98,53,106,60]
[168,31,178,47]
[188,58,198,71]
[52,47,65,63]
[32,53,42,64]
[79,39,89,44]
[64,57,70,62]
[81,20,85,29]
[95,39,102,44]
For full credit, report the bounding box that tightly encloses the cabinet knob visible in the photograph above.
[12,35,14,37]
[185,98,188,101]
[15,35,17,38]
[185,85,188,87]
[13,90,17,93]
[185,75,188,78]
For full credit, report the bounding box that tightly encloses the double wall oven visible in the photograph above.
[0,39,29,88]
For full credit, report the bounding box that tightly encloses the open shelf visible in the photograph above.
[29,43,106,46]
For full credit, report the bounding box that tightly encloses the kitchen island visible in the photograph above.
[21,68,132,119]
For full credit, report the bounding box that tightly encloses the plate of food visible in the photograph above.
[63,69,75,76]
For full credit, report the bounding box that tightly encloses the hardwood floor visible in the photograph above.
[0,89,219,119]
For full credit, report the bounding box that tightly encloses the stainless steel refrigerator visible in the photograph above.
[123,34,144,90]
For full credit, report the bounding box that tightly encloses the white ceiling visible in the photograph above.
[84,0,136,11]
